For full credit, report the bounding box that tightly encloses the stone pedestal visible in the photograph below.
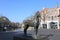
[13,35,34,40]
[13,34,51,40]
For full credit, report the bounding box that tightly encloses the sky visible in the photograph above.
[0,0,60,23]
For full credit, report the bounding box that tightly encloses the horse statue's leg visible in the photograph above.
[33,23,39,39]
[34,25,39,35]
[24,24,29,36]
[33,26,38,39]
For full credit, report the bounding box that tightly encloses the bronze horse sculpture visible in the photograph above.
[23,11,41,36]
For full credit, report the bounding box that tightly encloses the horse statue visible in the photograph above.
[23,11,41,37]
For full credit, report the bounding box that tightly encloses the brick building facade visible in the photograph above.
[40,6,60,29]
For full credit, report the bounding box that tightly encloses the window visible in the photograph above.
[51,10,57,14]
[43,24,47,29]
[52,16,53,20]
[47,10,50,14]
[55,16,57,18]
[48,16,50,18]
[54,10,57,14]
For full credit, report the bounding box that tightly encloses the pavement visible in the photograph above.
[0,29,60,40]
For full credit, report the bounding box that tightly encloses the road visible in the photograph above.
[0,29,23,40]
[0,29,60,40]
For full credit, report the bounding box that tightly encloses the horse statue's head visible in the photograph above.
[34,11,41,23]
[35,11,41,19]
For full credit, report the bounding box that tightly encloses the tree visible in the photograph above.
[0,16,12,31]
[0,16,11,26]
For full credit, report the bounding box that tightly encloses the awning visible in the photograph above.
[50,22,55,24]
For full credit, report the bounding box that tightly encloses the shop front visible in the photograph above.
[47,21,59,29]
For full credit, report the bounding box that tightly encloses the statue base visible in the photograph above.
[13,33,34,40]
[13,33,51,40]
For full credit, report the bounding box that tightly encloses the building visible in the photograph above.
[40,5,60,29]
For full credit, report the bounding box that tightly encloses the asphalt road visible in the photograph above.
[0,29,23,40]
[0,29,60,40]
